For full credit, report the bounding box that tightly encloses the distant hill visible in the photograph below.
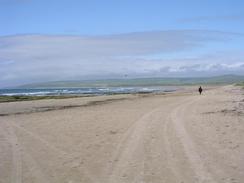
[18,75,244,88]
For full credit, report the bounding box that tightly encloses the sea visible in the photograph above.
[0,86,178,96]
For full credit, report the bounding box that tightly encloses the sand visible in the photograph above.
[0,85,243,183]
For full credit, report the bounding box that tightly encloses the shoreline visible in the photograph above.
[0,85,221,117]
[0,85,219,103]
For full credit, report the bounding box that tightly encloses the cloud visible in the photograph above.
[0,30,239,59]
[179,15,244,23]
[140,60,244,75]
[0,30,243,87]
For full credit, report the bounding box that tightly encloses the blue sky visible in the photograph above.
[1,0,244,35]
[0,0,244,87]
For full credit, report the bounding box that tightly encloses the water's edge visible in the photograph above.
[0,86,178,96]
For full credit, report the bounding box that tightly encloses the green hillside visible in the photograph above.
[18,75,244,88]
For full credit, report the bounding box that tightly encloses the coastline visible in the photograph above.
[0,85,217,103]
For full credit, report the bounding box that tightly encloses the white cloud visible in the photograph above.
[179,15,244,23]
[0,30,243,87]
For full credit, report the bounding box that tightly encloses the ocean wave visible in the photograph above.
[0,87,177,96]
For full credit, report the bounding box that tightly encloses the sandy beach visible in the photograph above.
[0,85,243,183]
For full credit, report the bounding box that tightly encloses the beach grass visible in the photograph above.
[236,82,244,88]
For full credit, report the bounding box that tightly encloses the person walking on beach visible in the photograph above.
[198,86,203,95]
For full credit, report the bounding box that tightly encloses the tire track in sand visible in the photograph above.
[107,107,161,183]
[163,98,191,182]
[107,96,202,183]
[1,122,51,183]
[0,123,22,183]
[8,122,100,183]
[170,97,216,183]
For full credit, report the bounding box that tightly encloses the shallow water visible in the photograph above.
[0,86,178,96]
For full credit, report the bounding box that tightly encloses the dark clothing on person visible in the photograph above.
[199,86,202,95]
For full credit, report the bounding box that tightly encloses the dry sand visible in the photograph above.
[0,85,243,183]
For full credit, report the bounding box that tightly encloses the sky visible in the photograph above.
[0,0,244,87]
